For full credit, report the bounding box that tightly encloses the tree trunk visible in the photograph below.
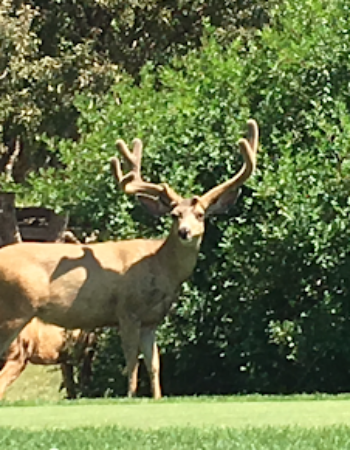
[0,192,22,246]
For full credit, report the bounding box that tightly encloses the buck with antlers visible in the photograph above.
[0,120,258,399]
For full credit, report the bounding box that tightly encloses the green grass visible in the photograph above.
[2,397,350,449]
[3,365,350,449]
[4,364,64,402]
[3,397,350,429]
[2,425,350,450]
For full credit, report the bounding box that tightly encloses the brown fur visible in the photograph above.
[0,230,198,399]
[0,317,91,399]
[0,120,258,399]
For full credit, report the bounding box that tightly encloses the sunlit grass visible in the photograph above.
[2,425,350,450]
[3,364,64,402]
[2,396,350,430]
[3,365,350,449]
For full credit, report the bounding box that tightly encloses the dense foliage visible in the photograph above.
[3,0,350,396]
[0,0,272,180]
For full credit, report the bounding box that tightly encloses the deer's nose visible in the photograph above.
[178,227,191,240]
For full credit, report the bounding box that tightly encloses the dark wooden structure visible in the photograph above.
[0,192,69,247]
[16,207,68,243]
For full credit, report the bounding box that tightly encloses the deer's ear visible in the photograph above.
[137,194,173,217]
[205,188,241,217]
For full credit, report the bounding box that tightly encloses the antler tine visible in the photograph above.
[116,138,143,179]
[247,119,259,155]
[199,119,259,209]
[111,138,162,196]
[111,138,183,205]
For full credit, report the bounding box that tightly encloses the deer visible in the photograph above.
[0,317,95,400]
[0,119,258,399]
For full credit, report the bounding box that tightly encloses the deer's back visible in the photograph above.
[0,240,166,329]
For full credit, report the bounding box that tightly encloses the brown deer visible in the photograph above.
[0,317,95,399]
[0,120,258,399]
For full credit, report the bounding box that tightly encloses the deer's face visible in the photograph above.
[113,120,258,249]
[170,197,205,246]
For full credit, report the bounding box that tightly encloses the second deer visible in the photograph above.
[0,317,95,400]
[0,120,259,399]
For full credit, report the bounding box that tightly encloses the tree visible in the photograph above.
[0,0,273,183]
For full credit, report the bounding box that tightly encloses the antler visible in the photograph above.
[199,119,259,209]
[111,138,183,206]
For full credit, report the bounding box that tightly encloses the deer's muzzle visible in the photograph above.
[178,227,191,241]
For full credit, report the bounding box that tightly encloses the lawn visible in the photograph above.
[2,425,350,450]
[3,395,350,429]
[2,365,350,449]
[4,364,64,402]
[2,398,350,450]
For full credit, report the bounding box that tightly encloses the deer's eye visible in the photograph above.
[196,212,205,221]
[171,212,179,220]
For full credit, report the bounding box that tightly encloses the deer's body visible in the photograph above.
[0,232,197,330]
[0,120,258,399]
[0,317,89,399]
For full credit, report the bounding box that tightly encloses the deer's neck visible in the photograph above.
[158,224,202,287]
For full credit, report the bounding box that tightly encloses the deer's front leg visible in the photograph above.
[139,327,161,400]
[119,319,141,398]
[0,351,27,400]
